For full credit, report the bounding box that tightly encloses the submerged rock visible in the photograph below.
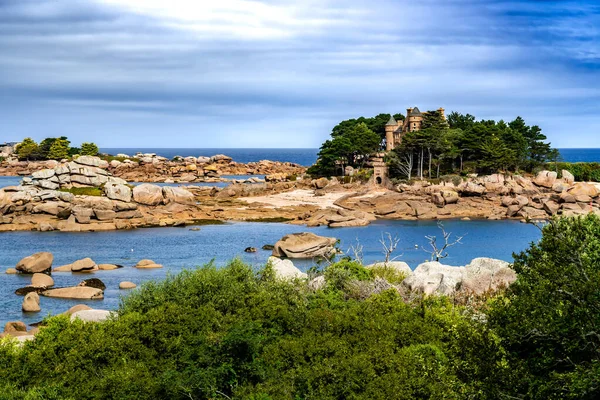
[135,259,163,269]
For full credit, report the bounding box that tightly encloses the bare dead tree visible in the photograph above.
[397,153,414,180]
[347,237,364,264]
[423,222,465,262]
[380,232,402,263]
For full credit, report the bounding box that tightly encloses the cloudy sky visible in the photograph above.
[1,0,599,148]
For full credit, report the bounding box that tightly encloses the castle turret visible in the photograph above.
[385,115,397,151]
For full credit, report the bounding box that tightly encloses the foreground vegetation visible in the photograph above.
[1,215,599,399]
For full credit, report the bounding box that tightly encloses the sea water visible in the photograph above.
[0,220,541,327]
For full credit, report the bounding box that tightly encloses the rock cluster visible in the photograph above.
[403,258,516,296]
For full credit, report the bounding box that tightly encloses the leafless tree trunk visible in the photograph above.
[380,233,401,263]
[423,222,465,261]
[397,152,414,180]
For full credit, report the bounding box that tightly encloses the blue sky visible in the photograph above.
[0,0,599,148]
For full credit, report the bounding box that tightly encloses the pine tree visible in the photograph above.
[47,137,71,160]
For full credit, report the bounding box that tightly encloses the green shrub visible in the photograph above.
[0,259,508,399]
[550,162,600,182]
[370,264,408,284]
[488,214,600,398]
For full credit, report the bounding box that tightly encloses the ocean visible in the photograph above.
[101,148,600,166]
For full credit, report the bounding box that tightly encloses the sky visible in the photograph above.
[0,0,599,148]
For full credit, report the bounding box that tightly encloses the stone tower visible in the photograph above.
[385,115,397,151]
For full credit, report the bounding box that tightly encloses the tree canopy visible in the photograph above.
[308,113,403,176]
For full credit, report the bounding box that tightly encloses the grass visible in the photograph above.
[59,187,103,196]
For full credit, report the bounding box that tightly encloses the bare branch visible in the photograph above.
[423,222,465,262]
[379,232,402,263]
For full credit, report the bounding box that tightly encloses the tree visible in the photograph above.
[47,137,71,160]
[489,215,600,398]
[38,137,57,159]
[309,121,381,176]
[80,142,99,156]
[16,138,39,160]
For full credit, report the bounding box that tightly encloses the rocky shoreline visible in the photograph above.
[1,155,600,233]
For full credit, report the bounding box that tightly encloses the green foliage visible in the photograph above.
[58,187,103,196]
[16,138,39,161]
[488,215,600,398]
[309,122,381,177]
[369,264,408,284]
[47,137,71,160]
[0,259,507,399]
[553,162,600,182]
[80,142,99,156]
[388,112,556,179]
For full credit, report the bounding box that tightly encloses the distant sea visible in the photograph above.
[101,148,319,166]
[101,148,600,166]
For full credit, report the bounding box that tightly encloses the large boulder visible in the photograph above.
[22,292,40,312]
[568,182,599,198]
[119,281,137,289]
[133,184,164,205]
[562,170,575,184]
[272,232,337,259]
[268,257,307,280]
[461,258,516,294]
[30,273,54,288]
[70,309,112,323]
[402,261,465,296]
[3,321,27,336]
[533,170,557,188]
[41,287,104,300]
[104,183,132,202]
[74,155,103,167]
[162,187,195,205]
[32,169,56,179]
[63,304,92,316]
[71,258,98,272]
[16,252,53,274]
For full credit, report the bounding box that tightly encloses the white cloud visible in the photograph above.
[94,0,353,39]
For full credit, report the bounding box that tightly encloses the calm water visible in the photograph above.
[102,148,319,166]
[0,220,541,328]
[558,148,600,163]
[0,176,22,188]
[101,148,600,166]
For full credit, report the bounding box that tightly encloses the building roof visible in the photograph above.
[409,107,422,116]
[386,115,397,126]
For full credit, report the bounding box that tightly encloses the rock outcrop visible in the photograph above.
[272,232,337,259]
[402,257,516,296]
[30,273,54,288]
[119,281,137,289]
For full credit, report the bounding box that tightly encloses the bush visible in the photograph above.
[370,264,408,284]
[551,162,600,182]
[0,259,506,399]
[488,214,600,398]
